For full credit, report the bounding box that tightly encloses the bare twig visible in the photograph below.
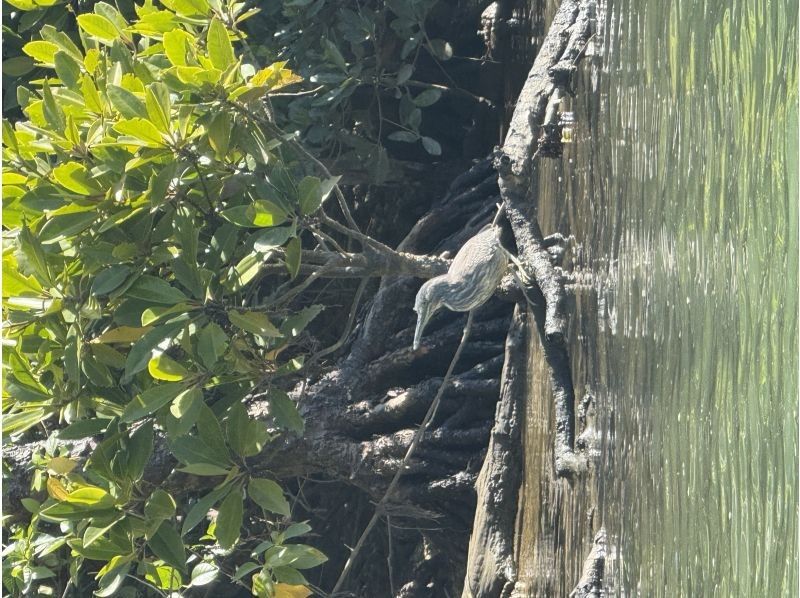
[308,276,369,363]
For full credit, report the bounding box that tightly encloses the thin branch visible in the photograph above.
[331,311,475,595]
[308,276,369,363]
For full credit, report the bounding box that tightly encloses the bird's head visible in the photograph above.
[413,277,447,350]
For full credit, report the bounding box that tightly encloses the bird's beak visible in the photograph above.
[413,305,432,351]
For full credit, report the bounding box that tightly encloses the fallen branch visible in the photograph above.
[495,0,593,477]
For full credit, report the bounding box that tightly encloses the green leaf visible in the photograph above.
[280,305,323,338]
[107,84,147,118]
[114,117,165,147]
[64,325,81,385]
[196,322,228,369]
[220,200,287,228]
[427,38,453,60]
[149,522,187,572]
[169,386,204,435]
[145,489,176,522]
[228,310,282,337]
[148,353,189,381]
[248,478,290,516]
[141,303,193,326]
[127,275,188,304]
[39,212,97,243]
[215,488,243,549]
[267,390,304,434]
[3,56,34,76]
[144,563,182,590]
[297,176,321,216]
[145,82,172,134]
[94,2,128,30]
[195,403,228,455]
[57,418,109,439]
[42,81,65,133]
[40,25,84,62]
[65,486,115,507]
[284,237,301,278]
[163,29,194,66]
[273,567,308,586]
[3,408,47,435]
[253,226,294,252]
[51,162,101,195]
[170,434,230,468]
[125,420,154,480]
[226,402,268,458]
[77,14,119,43]
[388,131,418,143]
[178,463,230,476]
[282,522,312,541]
[54,51,82,89]
[396,63,413,85]
[95,561,131,597]
[264,544,327,570]
[83,515,123,547]
[23,40,59,64]
[232,562,260,582]
[208,111,231,157]
[421,136,442,156]
[121,382,186,423]
[413,88,441,107]
[92,265,132,296]
[81,76,104,112]
[161,0,210,17]
[207,18,235,70]
[181,486,229,536]
[190,562,218,587]
[18,225,52,285]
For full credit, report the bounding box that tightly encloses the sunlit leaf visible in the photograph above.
[22,41,59,64]
[220,200,287,228]
[77,14,119,43]
[148,353,189,381]
[207,18,235,70]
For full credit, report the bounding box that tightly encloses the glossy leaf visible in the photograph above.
[148,353,189,381]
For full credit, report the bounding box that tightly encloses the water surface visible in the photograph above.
[515,0,798,595]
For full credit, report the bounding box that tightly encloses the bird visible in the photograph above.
[413,224,508,350]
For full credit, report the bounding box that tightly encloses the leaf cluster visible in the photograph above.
[2,1,336,596]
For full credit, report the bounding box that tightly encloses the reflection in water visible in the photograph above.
[516,0,797,595]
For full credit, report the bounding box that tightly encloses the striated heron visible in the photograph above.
[413,224,508,350]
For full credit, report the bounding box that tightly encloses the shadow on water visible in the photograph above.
[515,0,798,595]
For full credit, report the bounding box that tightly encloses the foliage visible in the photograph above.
[0,0,345,595]
[246,0,449,179]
